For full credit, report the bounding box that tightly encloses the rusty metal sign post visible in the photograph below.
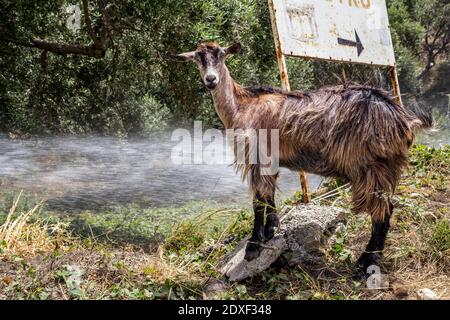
[268,0,402,203]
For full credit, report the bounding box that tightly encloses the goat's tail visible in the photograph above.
[406,100,434,131]
[351,157,405,222]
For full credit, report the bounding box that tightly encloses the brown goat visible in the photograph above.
[176,42,432,272]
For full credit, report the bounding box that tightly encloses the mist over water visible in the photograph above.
[417,127,450,147]
[0,134,322,212]
[0,128,448,213]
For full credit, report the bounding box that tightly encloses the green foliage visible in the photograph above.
[408,144,449,192]
[0,0,448,136]
[164,221,206,253]
[388,0,424,55]
[429,219,450,253]
[69,201,220,245]
[409,144,450,175]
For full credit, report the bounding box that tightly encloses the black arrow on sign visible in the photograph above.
[337,30,364,56]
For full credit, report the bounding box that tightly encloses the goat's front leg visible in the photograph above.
[263,191,278,241]
[245,173,278,261]
[244,194,266,261]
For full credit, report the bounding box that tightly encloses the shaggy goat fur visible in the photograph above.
[232,84,427,221]
[177,41,432,265]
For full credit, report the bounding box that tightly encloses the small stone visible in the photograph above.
[417,288,438,300]
[223,235,235,245]
[334,222,347,234]
[392,283,409,298]
[410,193,421,199]
[203,278,229,300]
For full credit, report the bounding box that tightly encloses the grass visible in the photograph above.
[0,144,449,300]
[0,193,67,258]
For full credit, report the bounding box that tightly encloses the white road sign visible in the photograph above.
[270,0,396,66]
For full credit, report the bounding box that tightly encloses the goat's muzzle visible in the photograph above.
[204,75,218,90]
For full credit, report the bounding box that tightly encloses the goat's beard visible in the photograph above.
[204,82,218,90]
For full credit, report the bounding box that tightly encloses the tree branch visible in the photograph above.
[30,39,105,58]
[417,22,450,81]
[82,0,100,46]
[97,0,114,50]
[2,0,114,59]
[0,37,35,48]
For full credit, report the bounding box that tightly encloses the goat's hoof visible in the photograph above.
[264,214,279,241]
[352,268,368,281]
[356,252,382,274]
[244,241,263,261]
[264,228,276,242]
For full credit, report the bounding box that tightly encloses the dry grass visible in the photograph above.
[0,194,206,300]
[0,185,448,300]
[141,247,204,285]
[0,192,67,258]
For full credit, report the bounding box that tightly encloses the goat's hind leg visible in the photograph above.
[352,161,400,275]
[357,200,393,272]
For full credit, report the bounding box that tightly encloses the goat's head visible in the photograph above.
[175,42,241,90]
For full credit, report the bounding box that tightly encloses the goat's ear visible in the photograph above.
[173,51,196,62]
[224,43,242,55]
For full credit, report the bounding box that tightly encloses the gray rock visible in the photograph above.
[220,235,287,282]
[220,205,346,282]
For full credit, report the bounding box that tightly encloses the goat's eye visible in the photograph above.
[194,52,202,61]
[214,48,222,59]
